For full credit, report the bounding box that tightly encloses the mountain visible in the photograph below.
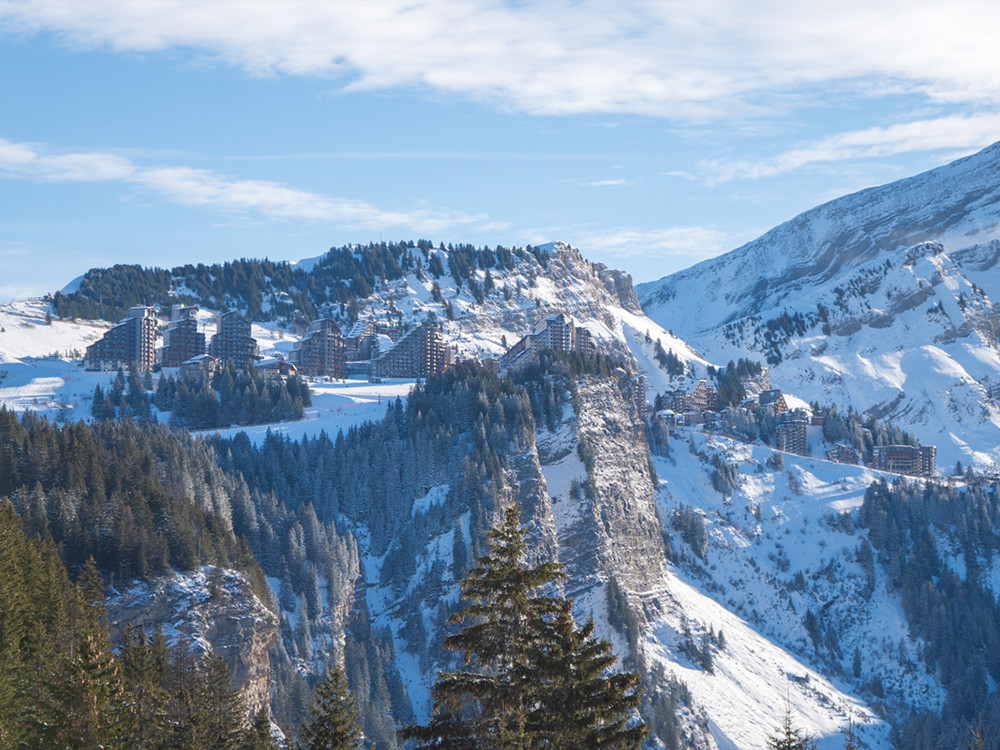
[6,227,1000,749]
[638,141,1000,471]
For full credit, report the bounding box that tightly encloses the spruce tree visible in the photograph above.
[401,504,564,749]
[247,707,279,750]
[401,504,644,749]
[298,661,362,750]
[523,600,645,749]
[767,704,816,750]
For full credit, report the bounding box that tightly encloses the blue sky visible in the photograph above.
[3,1,1000,300]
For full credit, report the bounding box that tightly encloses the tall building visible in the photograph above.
[85,306,157,371]
[210,311,257,368]
[500,312,596,372]
[290,318,347,378]
[873,445,936,477]
[775,414,808,455]
[160,305,205,367]
[372,322,450,378]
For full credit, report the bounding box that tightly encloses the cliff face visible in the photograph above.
[107,566,278,720]
[541,373,669,596]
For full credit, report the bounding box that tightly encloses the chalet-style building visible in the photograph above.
[289,318,346,378]
[210,311,257,368]
[160,305,205,368]
[255,358,298,379]
[179,354,221,380]
[759,389,788,416]
[85,306,157,371]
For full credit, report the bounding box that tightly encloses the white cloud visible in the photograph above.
[0,136,487,232]
[702,112,1000,183]
[4,1,1000,123]
[582,179,628,187]
[574,226,730,261]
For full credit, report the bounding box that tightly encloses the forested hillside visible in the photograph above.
[51,241,550,325]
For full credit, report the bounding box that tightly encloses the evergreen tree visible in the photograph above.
[298,661,362,750]
[523,600,645,749]
[767,704,816,750]
[842,714,859,750]
[401,504,643,749]
[185,653,244,750]
[247,707,279,750]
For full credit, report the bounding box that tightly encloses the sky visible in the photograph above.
[3,0,1000,301]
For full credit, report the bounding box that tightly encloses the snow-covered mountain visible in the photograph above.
[6,224,1000,749]
[638,142,1000,471]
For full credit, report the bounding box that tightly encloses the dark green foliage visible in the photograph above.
[709,358,763,409]
[710,454,739,498]
[0,500,270,749]
[653,340,685,378]
[400,506,644,750]
[0,408,268,591]
[168,364,311,429]
[299,662,362,750]
[51,242,544,326]
[860,478,1000,749]
[606,576,641,660]
[672,505,708,559]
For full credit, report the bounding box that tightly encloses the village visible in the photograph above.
[84,304,942,481]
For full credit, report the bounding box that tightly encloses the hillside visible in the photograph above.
[638,141,1000,471]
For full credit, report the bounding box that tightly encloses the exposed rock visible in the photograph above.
[106,566,278,720]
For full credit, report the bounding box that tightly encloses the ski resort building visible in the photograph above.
[758,389,789,416]
[775,412,809,455]
[85,305,157,371]
[501,313,596,372]
[372,322,450,378]
[873,444,936,477]
[660,379,718,418]
[210,311,257,368]
[826,444,861,465]
[179,354,220,380]
[159,305,205,368]
[289,318,347,378]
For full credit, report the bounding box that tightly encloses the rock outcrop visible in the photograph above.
[106,566,278,720]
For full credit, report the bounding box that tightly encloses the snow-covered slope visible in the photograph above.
[638,141,1000,470]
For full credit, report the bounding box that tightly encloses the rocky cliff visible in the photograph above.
[107,566,278,720]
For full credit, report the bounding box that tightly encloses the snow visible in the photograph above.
[640,429,950,749]
[199,379,416,444]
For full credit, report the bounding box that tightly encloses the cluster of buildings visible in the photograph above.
[85,305,258,373]
[500,313,595,373]
[85,305,454,381]
[288,318,452,380]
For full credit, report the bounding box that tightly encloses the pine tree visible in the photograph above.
[767,703,816,750]
[186,652,244,750]
[842,714,859,750]
[118,624,173,749]
[523,600,645,749]
[298,661,362,750]
[401,504,644,749]
[247,707,279,750]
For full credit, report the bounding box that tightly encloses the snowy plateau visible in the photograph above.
[5,143,1000,749]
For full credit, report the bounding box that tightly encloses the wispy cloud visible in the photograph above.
[573,226,730,261]
[0,136,488,232]
[702,112,1000,183]
[4,1,1000,124]
[581,179,628,188]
